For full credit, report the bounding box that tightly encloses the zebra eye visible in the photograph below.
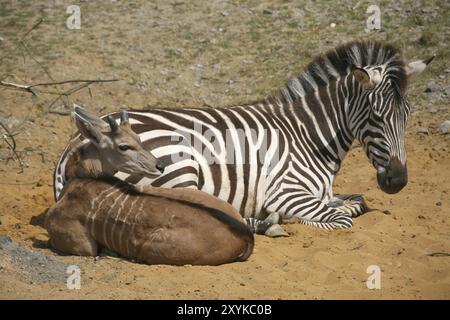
[118,144,132,151]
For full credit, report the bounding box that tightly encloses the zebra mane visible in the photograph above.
[276,40,407,103]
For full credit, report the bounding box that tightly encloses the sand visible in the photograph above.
[0,0,449,299]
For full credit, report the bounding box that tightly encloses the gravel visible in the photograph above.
[0,235,68,284]
[416,127,429,134]
[425,81,442,93]
[438,120,450,134]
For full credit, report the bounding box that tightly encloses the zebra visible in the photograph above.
[53,40,432,236]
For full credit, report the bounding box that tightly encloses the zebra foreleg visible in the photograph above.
[244,216,289,237]
[328,194,368,218]
[265,191,354,230]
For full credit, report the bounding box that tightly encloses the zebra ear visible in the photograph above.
[73,112,112,149]
[352,68,381,90]
[405,56,434,78]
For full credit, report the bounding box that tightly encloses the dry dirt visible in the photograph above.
[0,0,449,299]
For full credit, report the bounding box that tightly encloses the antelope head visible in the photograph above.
[72,105,164,179]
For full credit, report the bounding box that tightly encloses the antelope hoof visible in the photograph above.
[100,247,119,258]
[264,224,289,237]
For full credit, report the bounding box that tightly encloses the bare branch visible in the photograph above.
[0,79,119,95]
[30,79,120,87]
[21,18,44,39]
[20,40,55,82]
[0,18,44,62]
[0,81,36,95]
[0,119,24,172]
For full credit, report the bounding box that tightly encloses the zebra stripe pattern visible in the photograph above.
[54,40,416,231]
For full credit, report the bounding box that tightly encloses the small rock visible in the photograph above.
[418,215,426,220]
[262,9,273,15]
[382,210,392,215]
[14,223,21,229]
[330,23,336,28]
[220,11,229,16]
[416,127,429,135]
[438,120,450,134]
[436,201,442,206]
[424,81,441,93]
[444,87,450,96]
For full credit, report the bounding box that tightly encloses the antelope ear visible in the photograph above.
[73,104,108,129]
[405,56,434,78]
[352,68,381,90]
[73,112,112,149]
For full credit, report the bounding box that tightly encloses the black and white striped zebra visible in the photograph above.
[53,41,432,235]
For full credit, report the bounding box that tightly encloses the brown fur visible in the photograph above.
[46,179,253,265]
[45,107,254,265]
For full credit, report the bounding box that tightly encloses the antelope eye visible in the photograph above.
[118,144,132,151]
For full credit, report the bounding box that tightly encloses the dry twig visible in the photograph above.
[0,119,24,172]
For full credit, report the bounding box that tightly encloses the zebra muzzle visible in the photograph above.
[376,158,408,194]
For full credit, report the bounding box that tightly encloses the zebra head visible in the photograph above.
[350,56,433,194]
[72,105,165,178]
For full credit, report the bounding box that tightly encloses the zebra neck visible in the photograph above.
[286,77,355,173]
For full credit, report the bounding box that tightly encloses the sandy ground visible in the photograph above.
[0,1,449,299]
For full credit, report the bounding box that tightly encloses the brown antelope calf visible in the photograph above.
[45,106,254,265]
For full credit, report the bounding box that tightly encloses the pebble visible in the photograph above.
[438,120,450,134]
[424,81,441,93]
[428,106,438,113]
[444,87,450,96]
[416,127,429,134]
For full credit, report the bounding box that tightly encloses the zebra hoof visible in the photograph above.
[264,212,281,224]
[264,224,289,237]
